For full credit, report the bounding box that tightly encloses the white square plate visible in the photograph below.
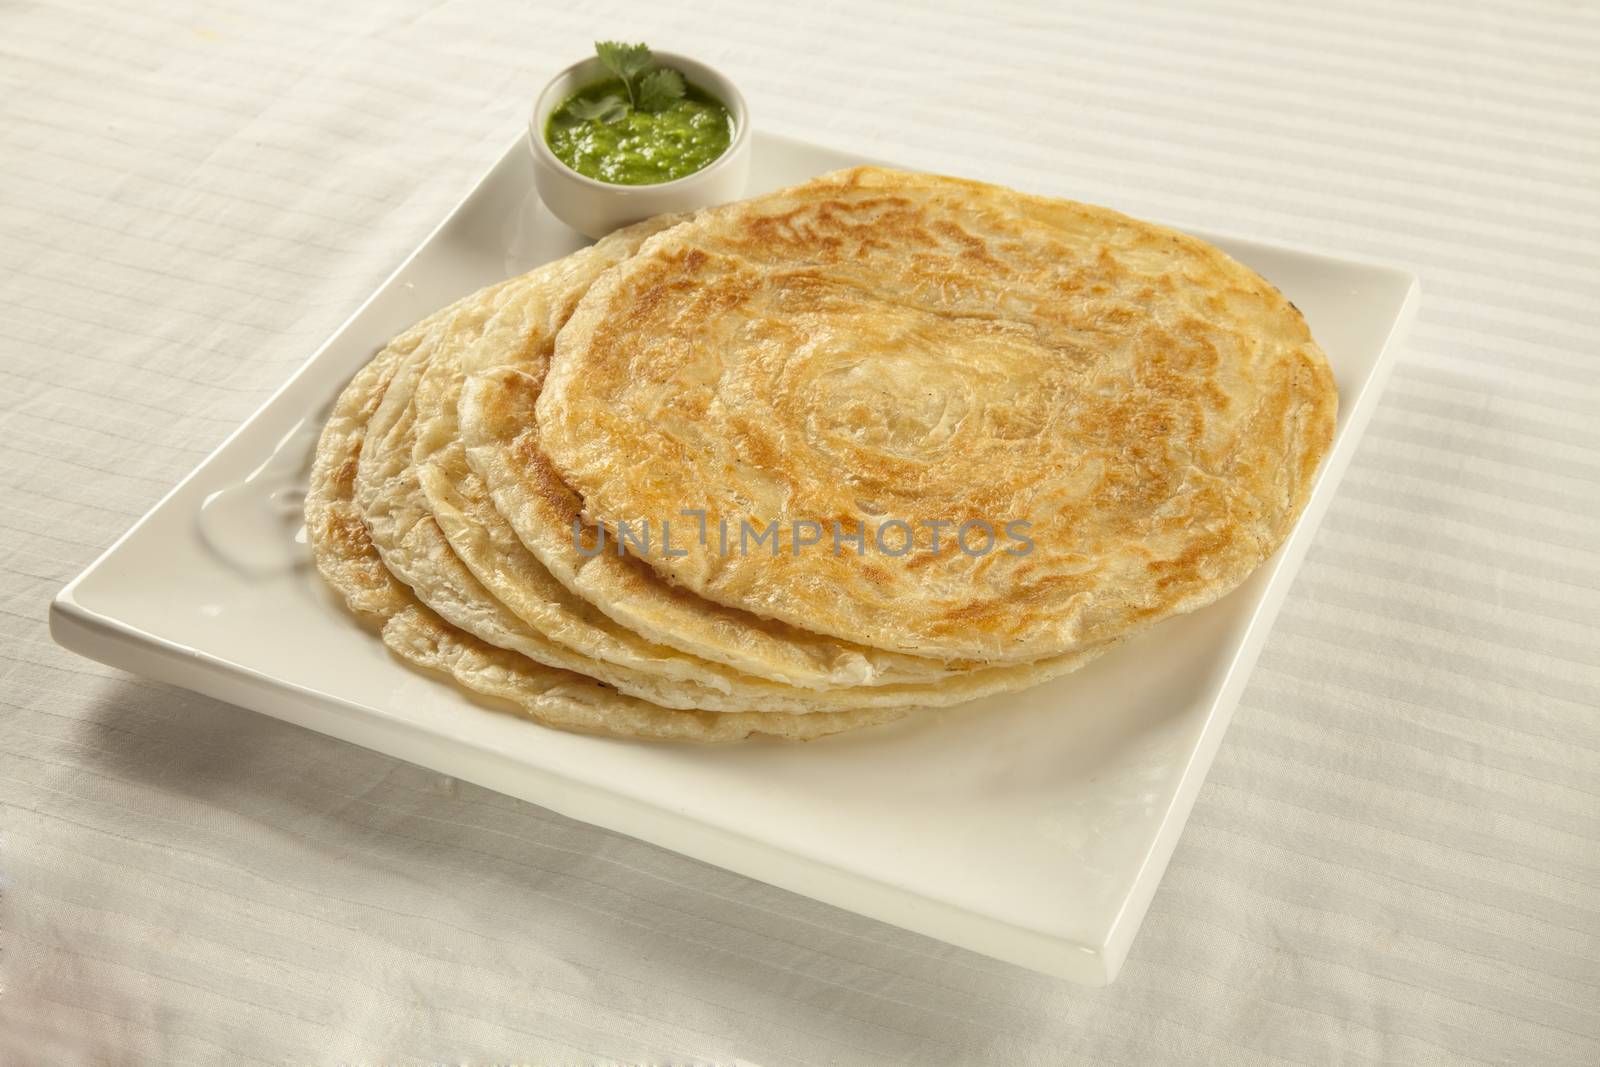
[50,132,1418,984]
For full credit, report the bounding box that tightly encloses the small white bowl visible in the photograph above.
[529,52,751,239]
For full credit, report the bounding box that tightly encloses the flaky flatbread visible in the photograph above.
[537,167,1337,662]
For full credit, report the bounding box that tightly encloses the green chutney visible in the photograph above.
[546,79,734,186]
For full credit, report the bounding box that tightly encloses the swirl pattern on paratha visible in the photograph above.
[538,168,1337,662]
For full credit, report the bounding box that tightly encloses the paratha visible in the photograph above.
[537,167,1337,662]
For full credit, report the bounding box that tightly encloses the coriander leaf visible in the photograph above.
[594,40,652,79]
[637,67,686,112]
[567,94,628,123]
[594,40,653,107]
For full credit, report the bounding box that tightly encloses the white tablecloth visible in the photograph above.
[2,1,1596,1063]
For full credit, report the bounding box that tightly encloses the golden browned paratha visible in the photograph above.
[537,167,1337,662]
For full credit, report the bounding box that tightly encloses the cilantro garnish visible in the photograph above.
[566,94,628,123]
[637,67,686,112]
[590,41,686,117]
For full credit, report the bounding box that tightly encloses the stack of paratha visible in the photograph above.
[306,167,1336,743]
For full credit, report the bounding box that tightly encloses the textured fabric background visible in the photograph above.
[1,1,1597,1063]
